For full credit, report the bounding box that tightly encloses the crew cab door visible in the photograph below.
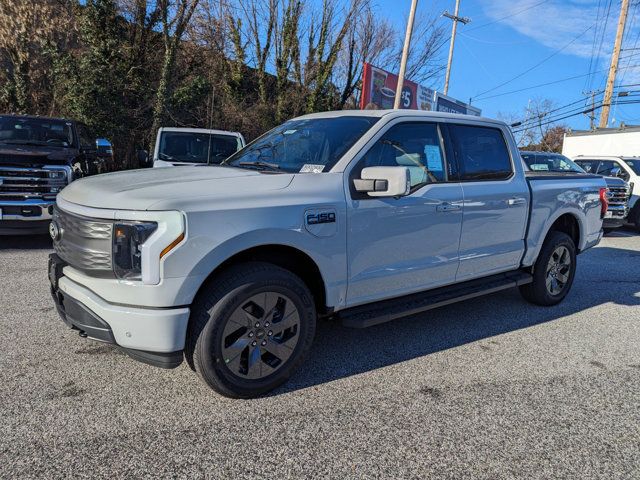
[445,123,529,280]
[345,121,464,306]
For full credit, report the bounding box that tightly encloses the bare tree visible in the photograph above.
[150,0,200,148]
[0,0,76,113]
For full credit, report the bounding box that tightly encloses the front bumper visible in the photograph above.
[49,254,190,369]
[0,199,55,235]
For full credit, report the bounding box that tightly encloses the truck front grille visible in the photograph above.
[0,166,70,201]
[607,186,630,206]
[53,207,114,274]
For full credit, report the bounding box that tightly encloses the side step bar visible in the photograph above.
[340,271,533,328]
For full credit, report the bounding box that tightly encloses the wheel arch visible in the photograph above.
[192,244,330,315]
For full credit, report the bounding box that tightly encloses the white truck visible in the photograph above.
[48,110,607,398]
[563,127,640,230]
[153,127,245,167]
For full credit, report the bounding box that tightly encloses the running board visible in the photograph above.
[340,271,533,328]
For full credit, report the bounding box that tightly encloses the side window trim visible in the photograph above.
[447,123,514,182]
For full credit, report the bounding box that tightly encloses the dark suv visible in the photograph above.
[0,115,105,235]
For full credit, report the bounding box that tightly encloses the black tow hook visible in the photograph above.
[78,330,88,338]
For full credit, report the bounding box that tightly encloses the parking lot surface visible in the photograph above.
[1,232,639,479]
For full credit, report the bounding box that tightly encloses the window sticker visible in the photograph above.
[300,164,324,173]
[531,164,549,171]
[283,129,297,135]
[424,145,444,171]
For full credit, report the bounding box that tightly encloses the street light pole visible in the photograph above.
[394,0,419,109]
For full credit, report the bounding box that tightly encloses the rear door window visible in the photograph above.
[449,125,512,181]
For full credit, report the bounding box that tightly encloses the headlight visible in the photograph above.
[112,221,158,280]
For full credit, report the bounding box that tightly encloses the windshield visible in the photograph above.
[224,116,380,173]
[158,131,242,164]
[0,116,74,147]
[624,159,640,175]
[521,152,585,173]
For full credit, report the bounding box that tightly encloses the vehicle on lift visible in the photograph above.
[573,156,640,232]
[521,151,630,232]
[153,127,245,167]
[0,114,103,235]
[48,110,607,398]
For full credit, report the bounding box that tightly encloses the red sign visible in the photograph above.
[360,63,435,111]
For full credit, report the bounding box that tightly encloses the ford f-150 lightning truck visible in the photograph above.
[48,110,607,398]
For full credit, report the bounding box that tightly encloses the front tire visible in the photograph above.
[520,231,577,306]
[185,262,316,398]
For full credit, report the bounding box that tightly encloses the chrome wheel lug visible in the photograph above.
[261,340,267,346]
[251,341,257,347]
[255,322,260,328]
[268,331,273,336]
[248,332,254,338]
[264,322,270,327]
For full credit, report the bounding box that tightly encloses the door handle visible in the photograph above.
[436,203,462,212]
[508,197,527,206]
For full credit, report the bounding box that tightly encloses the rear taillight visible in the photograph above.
[599,187,609,217]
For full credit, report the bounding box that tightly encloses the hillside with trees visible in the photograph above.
[0,0,445,164]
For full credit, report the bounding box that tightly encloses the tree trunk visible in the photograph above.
[150,42,176,151]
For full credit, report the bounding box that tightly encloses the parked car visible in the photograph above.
[48,110,607,398]
[573,156,640,231]
[0,114,101,235]
[153,127,245,167]
[521,151,630,232]
[96,138,117,172]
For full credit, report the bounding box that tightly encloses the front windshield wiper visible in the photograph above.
[237,160,282,171]
[158,152,176,161]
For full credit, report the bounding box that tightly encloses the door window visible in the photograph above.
[357,122,448,190]
[449,125,512,181]
[76,124,94,149]
[596,160,630,181]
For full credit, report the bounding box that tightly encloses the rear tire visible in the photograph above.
[185,262,316,398]
[520,231,577,306]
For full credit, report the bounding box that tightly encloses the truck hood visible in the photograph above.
[0,144,78,166]
[602,175,628,188]
[59,166,294,211]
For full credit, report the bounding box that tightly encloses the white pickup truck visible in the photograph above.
[48,110,607,398]
[153,127,245,167]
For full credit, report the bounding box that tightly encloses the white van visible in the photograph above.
[153,127,245,167]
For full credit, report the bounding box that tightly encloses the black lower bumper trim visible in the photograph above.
[51,287,116,344]
[121,348,184,369]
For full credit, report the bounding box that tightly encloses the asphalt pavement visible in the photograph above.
[1,231,639,479]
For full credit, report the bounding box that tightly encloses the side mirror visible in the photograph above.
[96,138,113,154]
[353,166,411,197]
[137,149,150,167]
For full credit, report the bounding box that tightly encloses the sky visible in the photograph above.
[376,0,640,130]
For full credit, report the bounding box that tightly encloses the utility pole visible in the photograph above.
[443,0,470,95]
[583,91,597,129]
[599,0,630,128]
[394,0,419,109]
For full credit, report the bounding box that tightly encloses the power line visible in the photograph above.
[465,0,552,33]
[512,96,640,133]
[472,23,596,101]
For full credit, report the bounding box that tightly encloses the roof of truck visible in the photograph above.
[295,109,505,126]
[0,113,76,123]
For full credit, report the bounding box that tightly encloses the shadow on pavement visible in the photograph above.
[0,235,52,250]
[276,245,640,395]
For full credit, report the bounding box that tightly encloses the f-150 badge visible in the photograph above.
[304,209,337,237]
